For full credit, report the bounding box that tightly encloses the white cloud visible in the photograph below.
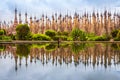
[0,0,120,22]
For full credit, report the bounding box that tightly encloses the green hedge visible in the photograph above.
[88,35,110,41]
[32,34,51,41]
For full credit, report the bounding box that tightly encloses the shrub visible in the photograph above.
[32,34,51,41]
[67,37,73,41]
[116,30,120,41]
[71,28,87,41]
[26,33,33,40]
[45,30,56,38]
[62,31,69,36]
[52,35,68,41]
[60,36,68,41]
[16,24,30,40]
[88,34,111,41]
[53,35,60,41]
[10,34,16,40]
[57,31,62,35]
[2,36,11,40]
[111,29,119,38]
[0,30,4,35]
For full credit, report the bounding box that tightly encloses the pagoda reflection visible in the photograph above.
[0,43,120,71]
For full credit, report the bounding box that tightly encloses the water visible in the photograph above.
[0,42,120,80]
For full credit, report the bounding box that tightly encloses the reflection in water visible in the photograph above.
[0,43,120,71]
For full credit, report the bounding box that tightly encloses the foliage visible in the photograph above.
[88,35,110,41]
[53,35,68,41]
[10,34,16,40]
[60,36,68,41]
[16,24,30,40]
[0,36,12,40]
[62,31,69,36]
[26,33,33,40]
[32,34,51,41]
[67,37,73,41]
[71,28,87,41]
[57,31,69,36]
[116,30,120,41]
[45,30,56,38]
[111,29,119,38]
[0,30,4,35]
[16,44,31,57]
[53,35,60,41]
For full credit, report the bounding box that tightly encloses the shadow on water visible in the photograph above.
[1,42,120,71]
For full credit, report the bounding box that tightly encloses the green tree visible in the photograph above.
[16,24,30,40]
[71,28,87,41]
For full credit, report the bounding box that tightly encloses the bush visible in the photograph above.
[71,28,87,41]
[26,33,33,40]
[111,29,119,38]
[114,37,120,41]
[0,30,4,35]
[116,30,120,40]
[52,35,68,41]
[88,34,111,41]
[10,34,16,40]
[62,31,69,36]
[53,36,60,41]
[57,31,62,35]
[16,24,30,40]
[2,36,11,40]
[45,30,56,38]
[60,36,68,41]
[32,34,51,41]
[0,36,11,40]
[67,37,73,41]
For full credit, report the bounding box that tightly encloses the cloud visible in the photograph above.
[0,0,120,22]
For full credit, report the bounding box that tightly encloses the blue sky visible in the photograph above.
[0,0,120,21]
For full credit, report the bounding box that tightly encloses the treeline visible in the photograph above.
[0,24,120,41]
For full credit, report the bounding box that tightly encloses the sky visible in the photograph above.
[0,0,120,22]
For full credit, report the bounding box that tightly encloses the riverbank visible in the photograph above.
[0,40,120,44]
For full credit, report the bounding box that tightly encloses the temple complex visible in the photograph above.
[0,8,120,36]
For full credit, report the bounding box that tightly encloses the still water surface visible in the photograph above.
[0,42,120,80]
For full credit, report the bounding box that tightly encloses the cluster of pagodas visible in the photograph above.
[0,8,120,36]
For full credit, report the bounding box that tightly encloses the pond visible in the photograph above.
[0,42,120,80]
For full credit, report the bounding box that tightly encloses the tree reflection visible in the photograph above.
[71,42,86,54]
[1,43,120,71]
[16,44,30,57]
